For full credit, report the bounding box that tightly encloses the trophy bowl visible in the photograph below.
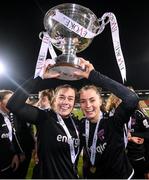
[44,3,100,80]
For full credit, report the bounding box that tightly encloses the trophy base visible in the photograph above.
[48,63,83,80]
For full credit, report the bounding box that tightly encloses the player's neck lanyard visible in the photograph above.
[85,112,103,166]
[57,114,80,165]
[0,110,12,141]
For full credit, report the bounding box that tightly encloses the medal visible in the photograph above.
[90,166,96,173]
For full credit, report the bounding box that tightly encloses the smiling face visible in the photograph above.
[0,92,13,113]
[54,86,76,118]
[38,95,51,109]
[37,89,54,110]
[79,86,102,123]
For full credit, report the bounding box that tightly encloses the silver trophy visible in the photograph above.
[43,3,102,80]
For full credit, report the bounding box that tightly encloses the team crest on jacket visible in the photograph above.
[97,129,105,141]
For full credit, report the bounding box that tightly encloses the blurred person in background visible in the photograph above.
[105,89,149,179]
[126,99,149,179]
[0,90,35,179]
[32,88,54,179]
[0,90,20,178]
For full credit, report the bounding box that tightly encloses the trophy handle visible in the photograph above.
[39,31,44,40]
[97,15,110,35]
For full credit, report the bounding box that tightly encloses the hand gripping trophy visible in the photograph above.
[34,3,126,82]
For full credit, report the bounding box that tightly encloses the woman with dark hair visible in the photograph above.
[74,58,139,179]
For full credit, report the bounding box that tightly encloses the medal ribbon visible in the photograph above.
[57,114,80,164]
[0,110,12,141]
[85,112,103,166]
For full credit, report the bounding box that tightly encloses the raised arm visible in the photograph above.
[74,58,139,111]
[6,77,42,123]
[7,63,60,123]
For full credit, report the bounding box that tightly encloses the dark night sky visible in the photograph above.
[0,0,148,92]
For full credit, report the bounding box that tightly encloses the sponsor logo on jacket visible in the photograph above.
[57,134,80,147]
